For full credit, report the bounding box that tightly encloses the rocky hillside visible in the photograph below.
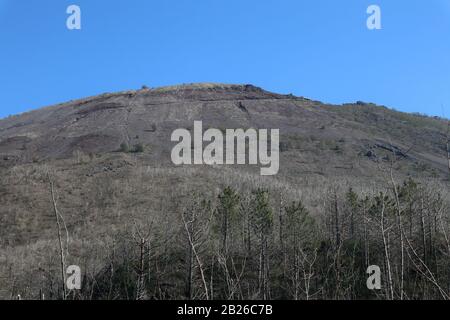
[0,83,449,300]
[0,83,448,180]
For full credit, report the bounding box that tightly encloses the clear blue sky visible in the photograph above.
[0,0,449,118]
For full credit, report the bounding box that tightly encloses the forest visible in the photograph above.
[36,177,450,300]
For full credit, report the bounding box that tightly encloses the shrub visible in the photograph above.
[133,143,144,153]
[120,142,130,153]
[280,141,290,152]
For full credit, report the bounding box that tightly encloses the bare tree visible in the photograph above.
[48,172,69,300]
[132,221,153,300]
[374,193,395,300]
[181,198,212,300]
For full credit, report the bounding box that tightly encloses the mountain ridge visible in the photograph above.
[0,83,448,181]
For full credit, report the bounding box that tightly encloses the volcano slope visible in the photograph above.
[0,83,449,300]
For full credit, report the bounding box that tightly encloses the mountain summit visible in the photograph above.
[0,84,447,180]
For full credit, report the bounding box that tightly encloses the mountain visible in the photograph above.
[0,83,449,300]
[0,83,448,178]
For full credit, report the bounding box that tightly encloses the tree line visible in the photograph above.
[59,178,449,300]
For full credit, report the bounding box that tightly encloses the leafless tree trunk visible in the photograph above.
[136,238,147,300]
[48,173,67,300]
[380,197,394,300]
[182,211,210,300]
[334,192,341,247]
[302,248,318,300]
[390,167,404,299]
[420,199,427,265]
[362,200,370,267]
[132,220,153,300]
[403,228,450,300]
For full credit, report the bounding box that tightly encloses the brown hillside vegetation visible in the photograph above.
[0,84,449,300]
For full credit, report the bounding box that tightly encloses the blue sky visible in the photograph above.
[0,0,449,118]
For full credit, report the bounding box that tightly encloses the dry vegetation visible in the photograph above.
[0,84,449,300]
[0,151,449,300]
